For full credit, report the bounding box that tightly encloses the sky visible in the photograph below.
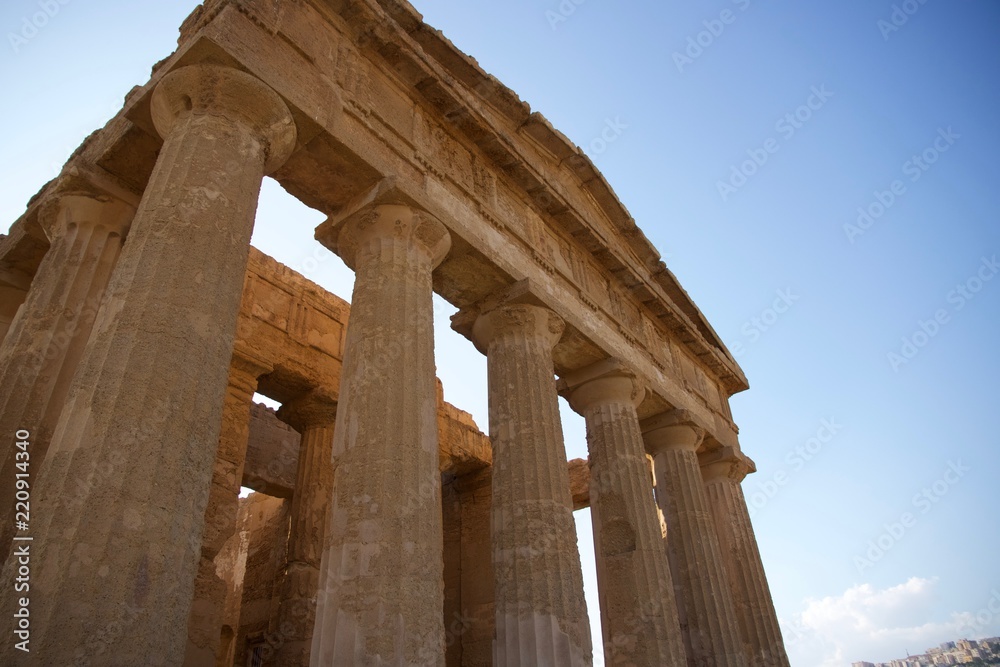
[1,1,999,665]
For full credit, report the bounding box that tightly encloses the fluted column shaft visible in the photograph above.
[0,192,133,559]
[644,418,746,667]
[184,352,270,667]
[702,460,788,667]
[564,366,687,666]
[472,303,592,667]
[0,63,296,666]
[311,204,451,666]
[274,391,337,667]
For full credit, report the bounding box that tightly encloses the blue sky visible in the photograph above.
[2,1,998,665]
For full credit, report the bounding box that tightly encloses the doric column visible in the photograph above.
[444,466,495,665]
[562,360,687,666]
[701,449,789,667]
[273,390,337,667]
[184,349,272,667]
[0,191,134,559]
[0,63,296,666]
[311,203,451,665]
[643,410,746,667]
[442,478,464,667]
[471,301,593,667]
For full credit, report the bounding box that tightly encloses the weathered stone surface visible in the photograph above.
[232,493,291,666]
[244,402,301,498]
[702,451,789,667]
[0,189,134,563]
[568,457,592,510]
[0,2,789,664]
[644,411,747,667]
[442,477,466,667]
[0,285,26,345]
[213,502,248,667]
[471,301,593,667]
[437,381,493,477]
[311,203,451,665]
[563,360,687,666]
[453,467,496,667]
[273,391,338,667]
[236,247,349,405]
[242,387,494,501]
[184,351,271,667]
[0,63,296,666]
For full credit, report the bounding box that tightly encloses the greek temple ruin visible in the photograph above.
[0,0,789,665]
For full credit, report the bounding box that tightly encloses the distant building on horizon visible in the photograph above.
[854,637,1000,667]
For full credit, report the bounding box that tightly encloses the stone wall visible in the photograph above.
[243,403,299,498]
[231,493,290,666]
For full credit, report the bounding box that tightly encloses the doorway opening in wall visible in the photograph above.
[245,636,265,667]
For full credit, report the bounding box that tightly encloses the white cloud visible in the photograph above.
[780,577,1000,666]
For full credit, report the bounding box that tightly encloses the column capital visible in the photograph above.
[699,445,755,483]
[316,201,451,272]
[37,191,135,243]
[151,64,296,173]
[277,389,338,433]
[558,358,645,413]
[468,287,591,664]
[471,302,564,353]
[451,279,563,353]
[641,408,706,455]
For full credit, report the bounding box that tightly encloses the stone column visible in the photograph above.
[311,204,451,665]
[643,411,746,666]
[562,360,687,666]
[442,477,465,667]
[702,450,789,667]
[0,63,296,666]
[438,464,496,667]
[471,302,592,667]
[0,191,134,559]
[273,390,337,667]
[184,349,272,667]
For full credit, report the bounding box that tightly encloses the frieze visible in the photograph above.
[316,21,740,419]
